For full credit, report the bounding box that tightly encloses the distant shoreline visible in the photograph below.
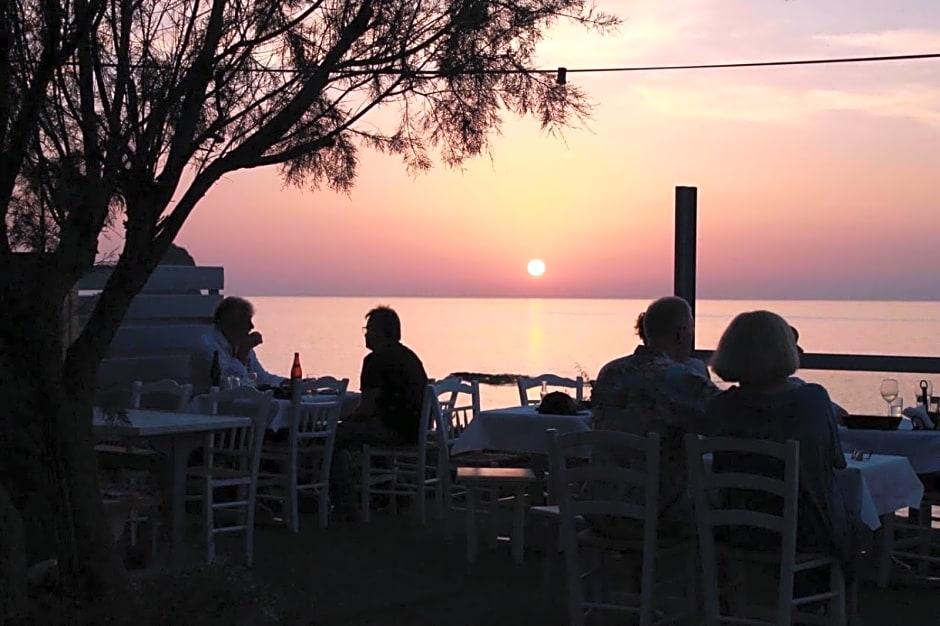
[448,372,520,386]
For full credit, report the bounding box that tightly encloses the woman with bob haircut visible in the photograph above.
[705,310,856,570]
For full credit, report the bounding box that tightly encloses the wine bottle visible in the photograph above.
[210,350,222,388]
[290,352,303,380]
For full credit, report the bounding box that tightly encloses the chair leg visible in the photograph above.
[435,460,446,521]
[289,455,300,534]
[466,485,479,563]
[487,487,500,550]
[390,463,400,517]
[563,536,585,626]
[415,460,428,525]
[511,485,525,565]
[246,482,257,567]
[361,446,371,524]
[917,504,931,577]
[829,561,847,626]
[878,513,895,588]
[204,477,215,564]
[318,487,329,529]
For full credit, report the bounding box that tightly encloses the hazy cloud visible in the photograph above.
[630,80,940,126]
[814,29,940,54]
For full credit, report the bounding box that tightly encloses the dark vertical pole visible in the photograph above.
[674,186,697,319]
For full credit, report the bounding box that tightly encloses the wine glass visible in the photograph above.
[880,379,899,415]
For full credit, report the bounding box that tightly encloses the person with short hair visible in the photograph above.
[343,305,428,445]
[592,296,719,535]
[636,309,710,379]
[193,296,285,391]
[705,310,855,568]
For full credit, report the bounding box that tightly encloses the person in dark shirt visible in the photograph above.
[331,306,427,520]
[342,305,428,444]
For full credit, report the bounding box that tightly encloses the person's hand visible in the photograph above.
[246,331,263,349]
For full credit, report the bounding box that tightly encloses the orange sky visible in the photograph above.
[171,0,940,300]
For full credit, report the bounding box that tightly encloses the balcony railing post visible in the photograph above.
[674,186,698,319]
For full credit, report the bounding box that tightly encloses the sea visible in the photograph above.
[248,297,940,416]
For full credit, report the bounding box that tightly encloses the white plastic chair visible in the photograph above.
[360,384,450,525]
[549,428,696,626]
[129,379,193,411]
[518,374,584,406]
[685,434,847,626]
[191,386,273,566]
[432,376,480,449]
[259,376,348,532]
[102,379,192,549]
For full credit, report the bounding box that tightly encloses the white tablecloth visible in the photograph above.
[838,453,924,530]
[187,391,361,431]
[839,427,940,474]
[450,405,592,456]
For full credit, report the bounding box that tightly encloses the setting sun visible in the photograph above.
[527,259,546,277]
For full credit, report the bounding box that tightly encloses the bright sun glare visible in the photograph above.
[527,258,546,277]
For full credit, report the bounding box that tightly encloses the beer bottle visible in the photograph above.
[290,352,303,380]
[210,350,222,388]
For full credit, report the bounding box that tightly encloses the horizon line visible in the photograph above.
[234,293,940,303]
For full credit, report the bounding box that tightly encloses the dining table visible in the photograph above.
[186,390,361,431]
[839,420,940,474]
[93,408,251,565]
[450,404,592,457]
[837,453,923,530]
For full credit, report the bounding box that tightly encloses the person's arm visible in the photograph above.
[665,366,721,432]
[348,354,380,421]
[248,350,284,386]
[828,404,847,469]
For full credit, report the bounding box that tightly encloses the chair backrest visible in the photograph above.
[547,427,662,617]
[431,376,480,446]
[547,428,661,528]
[421,383,450,463]
[290,377,349,438]
[204,386,274,475]
[684,434,800,622]
[518,374,584,405]
[130,378,193,411]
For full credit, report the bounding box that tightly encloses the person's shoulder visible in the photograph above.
[790,381,832,403]
[666,360,718,394]
[197,327,219,350]
[596,354,635,379]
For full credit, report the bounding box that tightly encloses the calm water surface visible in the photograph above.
[249,297,940,415]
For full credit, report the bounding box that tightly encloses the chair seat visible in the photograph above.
[451,451,531,467]
[102,491,162,514]
[577,527,694,554]
[187,466,252,481]
[718,543,834,568]
[456,466,537,485]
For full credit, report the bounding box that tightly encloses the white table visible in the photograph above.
[93,408,250,564]
[187,391,361,431]
[450,405,592,457]
[839,426,940,474]
[838,453,924,530]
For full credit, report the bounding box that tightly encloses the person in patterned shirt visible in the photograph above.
[591,296,719,536]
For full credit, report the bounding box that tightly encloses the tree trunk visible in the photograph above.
[0,255,133,621]
[0,484,26,624]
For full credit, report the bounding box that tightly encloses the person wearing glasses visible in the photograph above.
[342,305,428,445]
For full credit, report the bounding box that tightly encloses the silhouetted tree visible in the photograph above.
[0,0,617,617]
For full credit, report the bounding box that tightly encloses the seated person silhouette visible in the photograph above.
[193,296,285,392]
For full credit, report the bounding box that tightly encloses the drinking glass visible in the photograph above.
[880,379,899,415]
[890,397,904,418]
